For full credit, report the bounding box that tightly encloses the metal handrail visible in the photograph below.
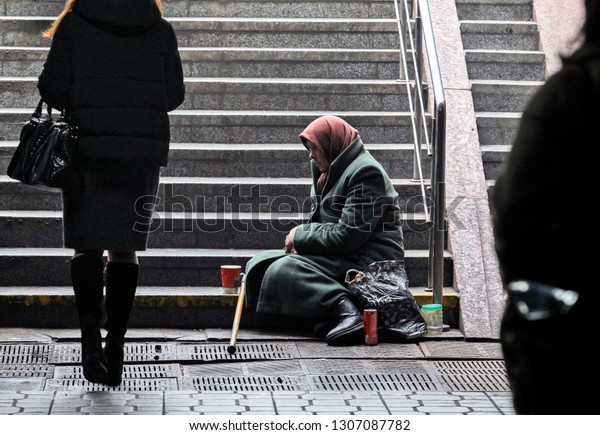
[394,0,446,304]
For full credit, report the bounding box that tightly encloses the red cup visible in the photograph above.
[221,265,242,294]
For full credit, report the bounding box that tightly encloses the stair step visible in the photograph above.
[0,0,455,331]
[455,0,532,21]
[2,0,396,19]
[0,175,430,211]
[0,76,413,112]
[475,111,522,145]
[0,141,430,179]
[470,80,542,112]
[0,47,409,80]
[0,210,435,250]
[0,109,419,143]
[0,248,454,288]
[460,20,539,51]
[0,17,399,49]
[465,49,545,81]
[176,0,396,19]
[0,285,459,328]
[481,144,511,180]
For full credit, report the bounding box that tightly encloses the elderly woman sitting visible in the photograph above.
[245,115,404,345]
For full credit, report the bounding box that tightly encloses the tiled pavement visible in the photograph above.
[0,328,515,415]
[0,390,514,415]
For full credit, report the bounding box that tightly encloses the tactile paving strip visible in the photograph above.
[181,375,305,392]
[308,373,439,391]
[431,360,510,391]
[177,343,298,361]
[0,364,54,378]
[0,344,52,364]
[419,342,504,359]
[44,378,178,391]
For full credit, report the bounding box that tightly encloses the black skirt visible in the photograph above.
[62,158,161,251]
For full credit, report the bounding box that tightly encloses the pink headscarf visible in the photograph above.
[299,116,358,192]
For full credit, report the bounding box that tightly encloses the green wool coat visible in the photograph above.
[245,136,405,320]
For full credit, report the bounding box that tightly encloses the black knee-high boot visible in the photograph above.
[71,255,107,383]
[104,262,139,386]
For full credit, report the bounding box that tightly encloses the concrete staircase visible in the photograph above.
[455,0,545,189]
[0,0,458,329]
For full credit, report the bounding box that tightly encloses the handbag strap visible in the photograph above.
[33,98,71,122]
[33,98,53,119]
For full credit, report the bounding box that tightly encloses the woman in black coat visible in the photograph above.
[491,0,600,414]
[37,0,185,386]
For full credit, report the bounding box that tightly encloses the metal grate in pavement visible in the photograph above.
[51,343,177,364]
[54,364,181,379]
[177,343,297,362]
[184,360,305,377]
[434,360,507,374]
[419,342,503,359]
[44,378,178,391]
[125,343,178,361]
[432,360,510,392]
[0,344,51,364]
[0,364,54,378]
[182,375,304,392]
[308,373,439,391]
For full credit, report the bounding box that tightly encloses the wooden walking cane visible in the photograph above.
[227,273,246,355]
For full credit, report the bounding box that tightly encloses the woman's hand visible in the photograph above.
[284,227,297,254]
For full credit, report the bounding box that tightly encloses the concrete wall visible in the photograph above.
[534,0,585,77]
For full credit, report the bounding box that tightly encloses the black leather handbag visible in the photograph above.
[7,98,80,191]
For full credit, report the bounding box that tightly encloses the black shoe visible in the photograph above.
[325,297,364,346]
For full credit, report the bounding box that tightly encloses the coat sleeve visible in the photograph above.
[165,23,185,112]
[37,15,74,111]
[292,165,395,255]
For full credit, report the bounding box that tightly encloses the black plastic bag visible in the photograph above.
[345,260,427,340]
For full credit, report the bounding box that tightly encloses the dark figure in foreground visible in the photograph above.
[491,0,600,414]
[245,116,404,345]
[38,0,185,385]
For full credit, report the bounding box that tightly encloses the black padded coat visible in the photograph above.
[37,0,185,166]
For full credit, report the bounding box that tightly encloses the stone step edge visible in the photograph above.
[464,48,544,55]
[0,46,405,53]
[470,79,544,86]
[0,175,429,186]
[459,19,537,26]
[1,16,397,23]
[0,247,447,258]
[0,46,409,64]
[0,108,414,116]
[0,76,406,86]
[480,144,512,152]
[0,286,460,309]
[476,111,522,118]
[0,141,420,151]
[0,210,427,221]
